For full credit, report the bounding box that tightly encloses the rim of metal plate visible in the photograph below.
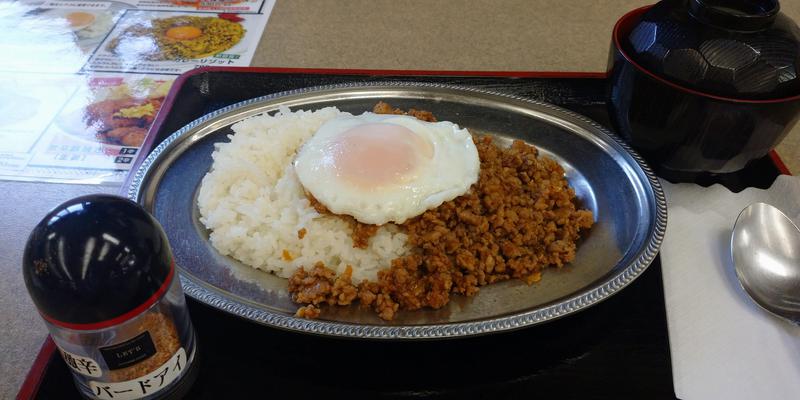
[126,81,668,340]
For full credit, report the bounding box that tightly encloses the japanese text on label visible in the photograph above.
[58,347,102,378]
[90,347,187,400]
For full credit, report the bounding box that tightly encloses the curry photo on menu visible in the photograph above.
[52,74,174,148]
[88,10,254,73]
[198,102,594,321]
[106,14,245,61]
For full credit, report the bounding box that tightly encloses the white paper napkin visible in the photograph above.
[660,175,800,400]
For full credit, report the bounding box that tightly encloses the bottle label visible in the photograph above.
[57,347,102,378]
[99,331,157,370]
[89,347,187,400]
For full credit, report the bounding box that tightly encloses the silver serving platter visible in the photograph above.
[127,82,667,339]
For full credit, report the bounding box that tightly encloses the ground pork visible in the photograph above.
[289,104,594,320]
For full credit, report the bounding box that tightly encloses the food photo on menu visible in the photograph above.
[88,10,263,73]
[31,5,122,52]
[4,1,127,73]
[16,74,174,182]
[105,14,245,61]
[54,74,172,148]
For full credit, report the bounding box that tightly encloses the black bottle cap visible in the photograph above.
[23,195,173,330]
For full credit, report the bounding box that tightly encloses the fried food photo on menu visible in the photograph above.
[57,78,172,147]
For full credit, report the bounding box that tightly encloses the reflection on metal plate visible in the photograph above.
[127,82,667,339]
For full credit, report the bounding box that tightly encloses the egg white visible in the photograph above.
[293,112,480,225]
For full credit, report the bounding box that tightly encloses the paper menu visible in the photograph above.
[31,0,270,14]
[0,0,275,183]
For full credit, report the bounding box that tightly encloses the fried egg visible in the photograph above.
[293,112,480,225]
[165,26,203,41]
[63,11,96,31]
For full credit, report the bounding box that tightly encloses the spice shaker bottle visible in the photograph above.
[23,195,198,399]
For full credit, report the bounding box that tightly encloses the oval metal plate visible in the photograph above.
[127,82,667,339]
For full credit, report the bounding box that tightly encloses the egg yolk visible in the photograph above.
[329,123,433,188]
[165,26,203,40]
[65,12,95,28]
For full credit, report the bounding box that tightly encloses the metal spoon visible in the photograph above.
[731,202,800,324]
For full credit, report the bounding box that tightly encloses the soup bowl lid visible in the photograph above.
[626,0,800,100]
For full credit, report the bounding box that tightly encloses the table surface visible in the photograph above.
[3,1,799,398]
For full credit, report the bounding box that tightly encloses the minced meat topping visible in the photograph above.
[289,104,594,320]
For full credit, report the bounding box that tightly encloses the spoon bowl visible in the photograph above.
[731,202,800,324]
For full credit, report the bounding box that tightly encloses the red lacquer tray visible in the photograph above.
[18,67,791,400]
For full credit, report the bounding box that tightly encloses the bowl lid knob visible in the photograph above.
[689,0,779,31]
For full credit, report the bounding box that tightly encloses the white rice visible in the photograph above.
[197,106,410,282]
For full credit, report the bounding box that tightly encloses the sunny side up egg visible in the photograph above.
[165,26,203,41]
[64,11,96,30]
[293,113,480,225]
